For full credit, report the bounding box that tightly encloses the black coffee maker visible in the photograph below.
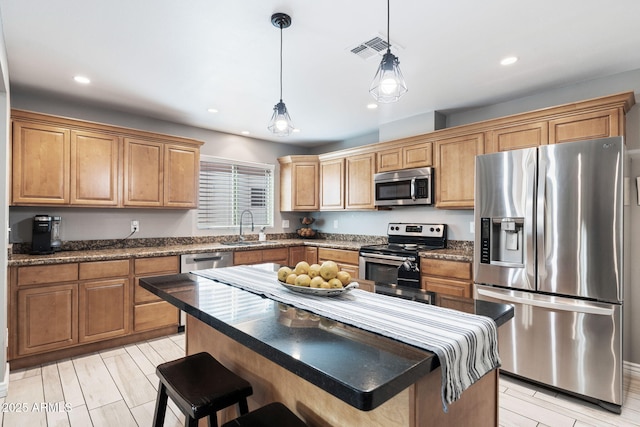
[31,215,54,255]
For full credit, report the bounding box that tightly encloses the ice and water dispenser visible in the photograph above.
[479,217,525,267]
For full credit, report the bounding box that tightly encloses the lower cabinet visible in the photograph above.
[233,248,289,266]
[79,278,130,343]
[317,247,360,279]
[420,258,472,298]
[10,257,178,366]
[17,283,78,355]
[133,256,180,332]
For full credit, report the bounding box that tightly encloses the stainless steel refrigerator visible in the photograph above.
[474,136,628,413]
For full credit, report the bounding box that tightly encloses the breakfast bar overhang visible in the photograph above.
[140,266,513,426]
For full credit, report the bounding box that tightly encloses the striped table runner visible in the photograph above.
[192,266,500,411]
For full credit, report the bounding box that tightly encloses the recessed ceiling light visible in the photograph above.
[241,131,250,135]
[207,108,218,113]
[292,128,300,133]
[500,56,518,66]
[367,103,378,109]
[73,75,91,84]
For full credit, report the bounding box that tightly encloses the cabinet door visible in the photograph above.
[423,277,471,298]
[78,278,130,343]
[305,247,318,265]
[292,162,319,211]
[320,158,345,210]
[435,133,484,208]
[123,138,163,207]
[164,144,199,208]
[549,108,621,144]
[288,246,306,267]
[403,142,433,169]
[12,121,70,205]
[376,148,402,172]
[70,130,120,206]
[485,122,548,153]
[345,153,375,210]
[17,284,78,355]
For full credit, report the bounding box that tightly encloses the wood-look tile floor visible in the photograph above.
[1,333,639,426]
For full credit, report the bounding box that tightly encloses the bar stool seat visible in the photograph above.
[221,402,307,427]
[153,352,253,427]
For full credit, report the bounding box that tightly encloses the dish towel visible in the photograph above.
[192,266,501,411]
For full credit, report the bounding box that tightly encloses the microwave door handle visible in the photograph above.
[410,178,416,200]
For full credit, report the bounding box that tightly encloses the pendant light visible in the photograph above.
[369,0,407,103]
[268,13,294,136]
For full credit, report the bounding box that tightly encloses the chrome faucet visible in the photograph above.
[239,209,254,241]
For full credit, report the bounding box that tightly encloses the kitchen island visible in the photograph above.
[140,266,512,427]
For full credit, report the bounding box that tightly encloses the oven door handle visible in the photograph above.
[360,253,414,262]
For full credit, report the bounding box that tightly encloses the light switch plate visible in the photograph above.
[469,221,475,234]
[282,220,289,228]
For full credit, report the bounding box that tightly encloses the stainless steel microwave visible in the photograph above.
[374,167,433,206]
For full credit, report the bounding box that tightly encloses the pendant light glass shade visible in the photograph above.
[268,13,294,136]
[369,50,407,103]
[268,100,294,136]
[370,0,407,103]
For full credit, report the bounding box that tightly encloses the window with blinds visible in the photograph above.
[198,155,275,229]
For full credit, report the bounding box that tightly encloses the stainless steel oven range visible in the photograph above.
[359,223,446,289]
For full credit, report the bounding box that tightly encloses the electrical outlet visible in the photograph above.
[131,220,139,233]
[469,221,475,234]
[282,220,289,229]
[333,220,339,229]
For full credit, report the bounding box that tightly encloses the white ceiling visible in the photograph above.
[2,1,640,146]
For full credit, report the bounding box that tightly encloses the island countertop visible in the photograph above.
[139,266,512,412]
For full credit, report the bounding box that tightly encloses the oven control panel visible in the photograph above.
[387,223,445,238]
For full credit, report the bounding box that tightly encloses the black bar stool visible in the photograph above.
[153,352,253,427]
[221,402,307,427]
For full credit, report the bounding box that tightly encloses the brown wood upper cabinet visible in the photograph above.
[345,152,376,210]
[12,121,71,205]
[434,133,484,209]
[485,122,549,153]
[278,155,319,211]
[319,157,345,210]
[376,139,433,173]
[10,110,202,208]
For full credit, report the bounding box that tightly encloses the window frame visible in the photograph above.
[197,155,275,230]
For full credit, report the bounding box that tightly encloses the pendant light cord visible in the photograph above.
[386,0,391,51]
[279,22,283,101]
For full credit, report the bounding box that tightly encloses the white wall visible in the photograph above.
[0,10,10,397]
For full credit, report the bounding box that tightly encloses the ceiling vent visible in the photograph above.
[349,35,403,60]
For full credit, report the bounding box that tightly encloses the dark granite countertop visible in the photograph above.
[139,265,512,411]
[9,238,475,266]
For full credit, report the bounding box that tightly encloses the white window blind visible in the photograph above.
[198,155,274,229]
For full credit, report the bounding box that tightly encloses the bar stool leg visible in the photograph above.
[153,383,168,427]
[237,398,249,416]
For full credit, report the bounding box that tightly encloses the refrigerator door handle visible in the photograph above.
[536,158,547,284]
[476,288,615,316]
[525,153,536,284]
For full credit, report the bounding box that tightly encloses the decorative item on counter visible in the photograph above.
[259,226,267,241]
[297,217,317,238]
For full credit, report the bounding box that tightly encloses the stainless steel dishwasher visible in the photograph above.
[180,252,233,272]
[179,252,233,330]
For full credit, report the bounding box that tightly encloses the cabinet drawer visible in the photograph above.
[318,248,359,265]
[134,256,179,275]
[17,263,78,286]
[79,259,129,280]
[234,250,263,265]
[421,258,471,281]
[423,277,471,298]
[262,248,289,263]
[134,301,179,332]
